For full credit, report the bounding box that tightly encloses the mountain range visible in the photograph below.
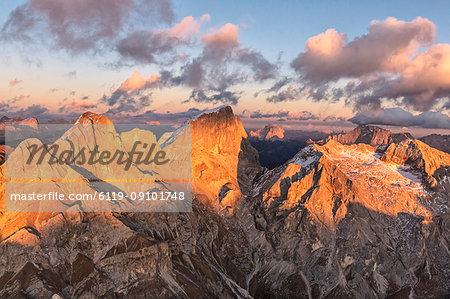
[0,106,449,298]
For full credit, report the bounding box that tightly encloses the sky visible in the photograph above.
[0,0,449,136]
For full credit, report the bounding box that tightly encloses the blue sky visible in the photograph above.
[2,0,449,61]
[174,0,450,59]
[0,0,449,135]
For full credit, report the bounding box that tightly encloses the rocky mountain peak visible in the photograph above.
[256,137,449,230]
[0,106,449,298]
[0,116,39,129]
[328,124,393,146]
[190,105,258,211]
[75,111,113,125]
[381,138,450,188]
[250,124,285,140]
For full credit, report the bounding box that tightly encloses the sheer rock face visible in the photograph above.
[0,108,449,298]
[250,124,285,140]
[190,106,254,211]
[328,125,412,146]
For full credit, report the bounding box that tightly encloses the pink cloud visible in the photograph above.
[388,44,450,109]
[202,23,240,52]
[65,101,96,109]
[163,14,210,41]
[119,71,161,91]
[292,17,435,83]
[146,120,161,125]
[289,17,450,111]
[9,79,23,86]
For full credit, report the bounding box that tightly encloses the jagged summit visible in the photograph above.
[191,104,230,120]
[382,138,450,188]
[160,105,238,148]
[329,125,392,145]
[75,111,112,125]
[189,105,253,210]
[0,116,38,128]
[250,124,285,140]
[319,124,412,146]
[256,136,449,229]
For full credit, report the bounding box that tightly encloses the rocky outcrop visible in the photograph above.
[381,139,450,188]
[248,137,449,297]
[250,124,285,140]
[0,116,39,132]
[74,111,112,125]
[0,116,39,127]
[190,106,260,211]
[0,107,449,298]
[0,106,260,297]
[327,125,412,146]
[257,139,445,228]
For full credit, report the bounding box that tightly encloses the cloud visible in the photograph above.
[349,108,450,129]
[116,14,210,64]
[146,120,160,125]
[9,79,23,86]
[105,107,212,124]
[186,89,240,105]
[288,17,450,112]
[266,86,299,102]
[1,0,174,54]
[323,115,347,122]
[173,23,277,104]
[14,104,48,117]
[59,101,96,113]
[164,15,210,41]
[66,70,77,78]
[202,23,240,59]
[0,0,212,68]
[0,102,90,123]
[118,71,161,91]
[2,2,276,107]
[236,49,278,81]
[102,90,152,114]
[249,110,319,121]
[101,71,162,113]
[292,17,435,83]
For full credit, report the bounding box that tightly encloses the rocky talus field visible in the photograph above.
[0,106,449,298]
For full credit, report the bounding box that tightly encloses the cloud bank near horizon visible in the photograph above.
[349,108,450,130]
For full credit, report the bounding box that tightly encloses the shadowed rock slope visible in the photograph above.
[419,133,450,154]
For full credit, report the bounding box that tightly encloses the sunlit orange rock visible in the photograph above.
[261,139,448,228]
[190,106,248,211]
